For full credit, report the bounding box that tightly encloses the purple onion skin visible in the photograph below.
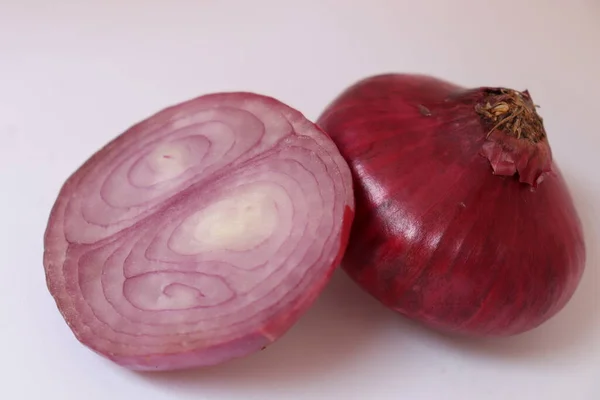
[317,73,586,336]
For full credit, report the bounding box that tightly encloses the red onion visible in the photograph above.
[317,74,586,336]
[44,92,354,371]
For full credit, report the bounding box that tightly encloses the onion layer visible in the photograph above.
[44,92,354,370]
[317,74,586,336]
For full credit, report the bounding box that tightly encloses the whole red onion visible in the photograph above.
[317,74,586,336]
[44,92,354,370]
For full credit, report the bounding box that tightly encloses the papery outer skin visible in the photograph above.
[317,73,586,336]
[44,92,354,371]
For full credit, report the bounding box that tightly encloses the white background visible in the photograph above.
[1,1,599,399]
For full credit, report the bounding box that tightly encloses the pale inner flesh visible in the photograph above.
[176,189,279,254]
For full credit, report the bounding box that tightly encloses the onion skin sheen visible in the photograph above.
[317,74,586,336]
[44,92,354,371]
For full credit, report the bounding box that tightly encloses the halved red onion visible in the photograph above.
[44,92,354,371]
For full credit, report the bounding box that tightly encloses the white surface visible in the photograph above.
[1,1,599,399]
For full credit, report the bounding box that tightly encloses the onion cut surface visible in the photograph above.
[317,74,586,336]
[44,92,354,371]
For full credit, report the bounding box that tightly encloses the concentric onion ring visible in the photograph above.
[43,92,354,371]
